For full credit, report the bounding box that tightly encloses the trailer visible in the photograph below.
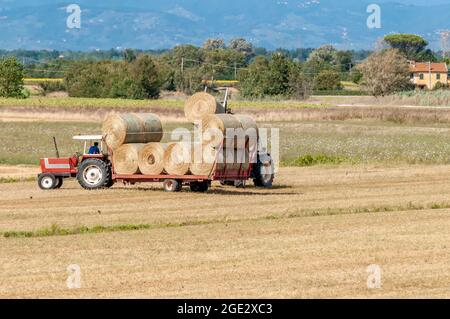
[37,135,275,192]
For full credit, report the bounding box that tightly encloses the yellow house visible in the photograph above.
[409,62,449,89]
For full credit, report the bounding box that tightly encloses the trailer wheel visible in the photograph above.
[54,177,64,189]
[220,181,235,186]
[163,179,182,192]
[38,173,57,190]
[234,180,246,188]
[77,158,111,190]
[190,181,209,193]
[253,154,274,188]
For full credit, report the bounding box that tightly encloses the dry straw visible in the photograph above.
[113,144,144,175]
[201,114,243,149]
[184,92,225,122]
[164,142,191,176]
[234,114,259,150]
[189,144,218,176]
[102,113,163,150]
[138,143,166,175]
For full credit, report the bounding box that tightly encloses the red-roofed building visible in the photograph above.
[409,61,449,89]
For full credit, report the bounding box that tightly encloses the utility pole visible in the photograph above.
[181,57,184,74]
[234,62,237,80]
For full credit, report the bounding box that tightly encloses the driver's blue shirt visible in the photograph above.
[88,145,100,154]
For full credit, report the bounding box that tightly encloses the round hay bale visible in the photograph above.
[201,114,243,149]
[190,144,218,176]
[102,113,163,150]
[138,113,164,144]
[138,143,165,175]
[164,142,191,176]
[113,144,144,175]
[184,92,225,122]
[234,114,259,150]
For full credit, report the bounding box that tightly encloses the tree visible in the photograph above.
[359,49,412,97]
[335,50,353,73]
[128,55,161,99]
[123,48,137,62]
[266,53,291,95]
[303,45,339,82]
[203,38,225,50]
[239,53,310,99]
[238,56,270,98]
[65,56,162,99]
[383,34,429,60]
[314,70,342,90]
[202,48,245,80]
[229,38,254,56]
[307,45,339,66]
[349,68,363,84]
[288,62,311,100]
[0,57,25,98]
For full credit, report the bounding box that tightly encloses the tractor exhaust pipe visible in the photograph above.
[53,136,60,158]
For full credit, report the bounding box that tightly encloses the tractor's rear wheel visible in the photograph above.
[253,154,274,188]
[77,158,111,190]
[38,173,57,190]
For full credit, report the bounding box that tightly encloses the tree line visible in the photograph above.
[0,34,448,99]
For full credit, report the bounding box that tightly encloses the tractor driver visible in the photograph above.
[88,142,100,154]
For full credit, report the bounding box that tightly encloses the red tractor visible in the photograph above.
[38,135,275,192]
[38,135,111,190]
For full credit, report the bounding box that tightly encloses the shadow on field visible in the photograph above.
[203,184,298,196]
[207,189,299,196]
[110,184,297,196]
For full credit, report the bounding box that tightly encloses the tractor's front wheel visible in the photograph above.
[38,173,57,190]
[77,158,111,190]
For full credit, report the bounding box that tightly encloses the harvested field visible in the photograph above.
[1,165,450,298]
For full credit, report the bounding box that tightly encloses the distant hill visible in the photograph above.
[0,0,449,50]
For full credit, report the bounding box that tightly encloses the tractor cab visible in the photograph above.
[37,135,107,190]
[73,135,105,157]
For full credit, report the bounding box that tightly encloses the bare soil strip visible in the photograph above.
[0,165,39,180]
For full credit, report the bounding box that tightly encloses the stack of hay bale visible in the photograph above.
[184,92,258,176]
[101,92,258,177]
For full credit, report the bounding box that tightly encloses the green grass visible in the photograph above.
[0,97,184,109]
[395,90,450,106]
[0,177,35,184]
[274,120,450,166]
[4,200,450,238]
[282,154,348,167]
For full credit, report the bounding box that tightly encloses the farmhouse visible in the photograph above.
[409,61,450,89]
